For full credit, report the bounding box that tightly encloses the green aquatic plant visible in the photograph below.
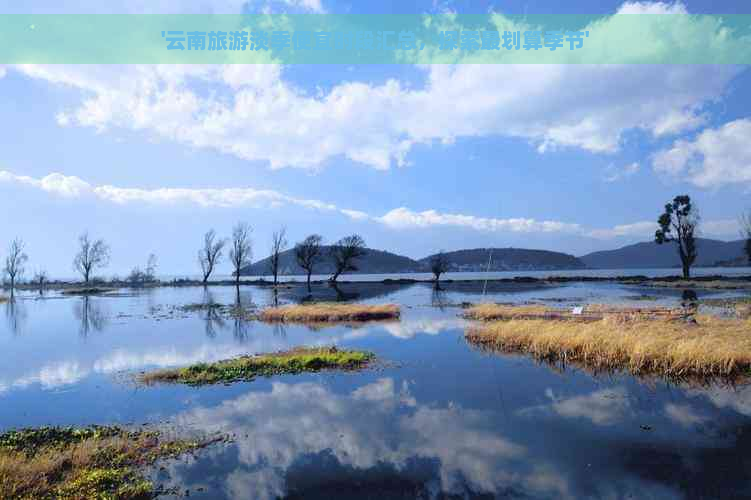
[141,347,375,385]
[0,425,205,499]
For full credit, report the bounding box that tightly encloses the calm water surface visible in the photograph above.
[2,279,751,499]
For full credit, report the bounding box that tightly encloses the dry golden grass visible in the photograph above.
[259,303,400,323]
[466,314,751,380]
[738,304,751,319]
[463,303,680,323]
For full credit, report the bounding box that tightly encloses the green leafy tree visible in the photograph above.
[655,195,699,279]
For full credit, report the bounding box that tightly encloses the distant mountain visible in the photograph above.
[240,246,422,276]
[420,248,585,271]
[579,238,746,269]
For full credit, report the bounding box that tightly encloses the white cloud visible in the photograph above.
[586,221,657,239]
[603,162,640,183]
[169,378,563,499]
[664,402,708,428]
[519,387,632,426]
[377,207,583,234]
[616,1,688,15]
[4,3,744,171]
[702,219,741,236]
[0,170,345,213]
[653,119,751,188]
[1,170,741,241]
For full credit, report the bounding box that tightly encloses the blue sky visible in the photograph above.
[0,0,750,277]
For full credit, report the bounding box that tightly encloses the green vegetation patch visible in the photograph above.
[141,347,374,386]
[0,425,205,500]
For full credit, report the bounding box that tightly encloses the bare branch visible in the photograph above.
[269,227,288,286]
[4,237,29,292]
[294,234,323,292]
[329,234,366,283]
[73,232,110,284]
[229,222,252,287]
[198,229,226,284]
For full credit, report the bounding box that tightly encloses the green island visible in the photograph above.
[140,347,375,386]
[0,425,207,499]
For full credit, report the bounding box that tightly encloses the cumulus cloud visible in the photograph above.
[167,378,570,498]
[4,3,745,170]
[653,119,751,188]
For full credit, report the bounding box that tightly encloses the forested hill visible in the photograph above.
[239,246,422,276]
[579,238,747,269]
[421,248,585,271]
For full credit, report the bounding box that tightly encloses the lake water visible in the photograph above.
[157,266,751,284]
[2,279,751,499]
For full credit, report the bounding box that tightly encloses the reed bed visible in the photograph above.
[0,426,203,499]
[466,314,751,380]
[259,303,400,323]
[140,347,374,385]
[463,303,681,323]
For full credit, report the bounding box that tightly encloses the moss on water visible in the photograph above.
[141,347,374,386]
[0,425,205,499]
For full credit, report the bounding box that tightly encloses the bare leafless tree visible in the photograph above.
[429,251,450,283]
[329,234,366,283]
[73,232,110,284]
[294,234,323,292]
[128,253,158,285]
[269,227,288,286]
[229,222,252,288]
[4,238,29,295]
[198,229,226,285]
[33,269,48,293]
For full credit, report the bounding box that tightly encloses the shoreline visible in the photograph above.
[4,273,750,294]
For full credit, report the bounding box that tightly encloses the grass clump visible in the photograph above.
[140,347,374,385]
[259,303,400,323]
[466,314,751,381]
[463,303,680,322]
[0,425,204,499]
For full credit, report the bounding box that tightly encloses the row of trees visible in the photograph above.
[198,225,368,292]
[3,201,751,293]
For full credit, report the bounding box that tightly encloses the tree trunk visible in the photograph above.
[330,270,341,283]
[306,271,312,293]
[682,262,690,279]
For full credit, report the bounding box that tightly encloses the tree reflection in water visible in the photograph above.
[73,296,107,337]
[4,297,26,336]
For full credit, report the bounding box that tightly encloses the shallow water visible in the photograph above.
[2,281,751,499]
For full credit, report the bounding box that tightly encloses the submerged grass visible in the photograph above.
[466,313,751,380]
[140,347,374,385]
[259,303,400,323]
[0,425,204,499]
